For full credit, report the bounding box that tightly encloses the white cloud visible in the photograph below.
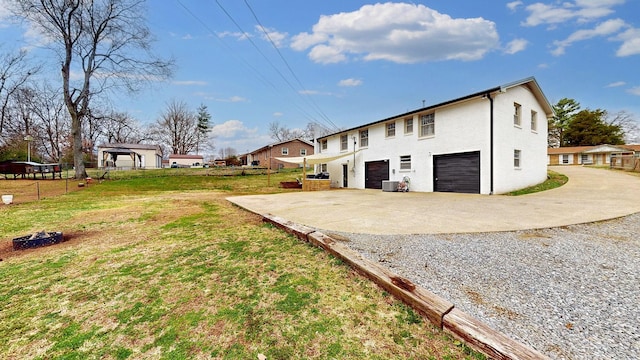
[182,34,193,40]
[217,31,250,41]
[504,38,529,54]
[211,120,256,138]
[273,112,283,117]
[522,0,624,27]
[606,81,626,87]
[627,87,640,96]
[551,18,626,55]
[291,2,499,64]
[255,25,288,48]
[507,1,523,12]
[338,78,363,87]
[195,93,248,102]
[614,27,640,56]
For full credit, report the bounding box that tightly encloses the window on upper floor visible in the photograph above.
[419,113,435,137]
[300,149,307,156]
[281,147,288,155]
[320,139,327,151]
[514,103,522,127]
[360,129,368,147]
[386,122,395,137]
[340,134,348,151]
[405,118,413,134]
[531,110,537,132]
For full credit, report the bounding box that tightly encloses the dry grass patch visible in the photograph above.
[0,175,484,359]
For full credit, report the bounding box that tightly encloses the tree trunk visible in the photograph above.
[71,112,87,179]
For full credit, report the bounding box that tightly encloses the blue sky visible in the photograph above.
[2,1,640,153]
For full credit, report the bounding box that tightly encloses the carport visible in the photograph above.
[276,151,359,191]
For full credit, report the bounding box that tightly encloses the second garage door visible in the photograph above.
[433,151,480,194]
[365,160,389,189]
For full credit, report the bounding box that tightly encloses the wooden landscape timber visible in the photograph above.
[261,213,550,360]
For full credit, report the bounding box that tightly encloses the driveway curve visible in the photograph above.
[227,166,640,235]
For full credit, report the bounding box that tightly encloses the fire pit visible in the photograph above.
[13,231,64,250]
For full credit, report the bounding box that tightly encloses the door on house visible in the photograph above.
[364,160,389,189]
[433,151,480,194]
[342,164,348,187]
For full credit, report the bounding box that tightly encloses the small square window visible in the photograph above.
[281,147,288,155]
[386,122,395,137]
[405,118,413,134]
[300,149,307,156]
[514,149,521,168]
[400,155,411,170]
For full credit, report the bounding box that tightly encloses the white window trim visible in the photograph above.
[340,134,348,151]
[530,110,538,133]
[514,103,522,128]
[386,122,396,138]
[360,129,368,148]
[419,114,435,138]
[300,149,307,156]
[399,155,411,171]
[514,149,521,169]
[405,118,413,135]
[281,147,288,155]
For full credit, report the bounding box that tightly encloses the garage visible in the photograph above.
[365,160,389,189]
[433,151,480,194]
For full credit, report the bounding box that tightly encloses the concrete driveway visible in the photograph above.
[227,166,640,234]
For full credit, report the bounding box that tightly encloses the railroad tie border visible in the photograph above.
[262,213,549,360]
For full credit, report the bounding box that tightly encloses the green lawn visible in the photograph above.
[0,169,484,359]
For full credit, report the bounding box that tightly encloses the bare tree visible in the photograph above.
[10,0,174,178]
[101,111,146,144]
[607,110,640,144]
[153,100,198,155]
[0,47,40,144]
[18,83,69,162]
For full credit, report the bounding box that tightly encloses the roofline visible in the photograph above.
[317,77,554,140]
[248,138,314,155]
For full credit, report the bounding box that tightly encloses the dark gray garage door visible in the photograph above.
[365,160,389,189]
[433,151,480,194]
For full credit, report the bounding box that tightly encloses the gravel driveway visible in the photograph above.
[337,213,640,360]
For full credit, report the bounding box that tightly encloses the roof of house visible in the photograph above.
[98,143,161,151]
[548,144,637,154]
[169,154,204,159]
[248,138,314,155]
[317,77,553,140]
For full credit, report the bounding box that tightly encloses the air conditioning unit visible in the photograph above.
[382,180,399,192]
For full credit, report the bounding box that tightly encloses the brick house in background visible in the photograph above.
[245,138,314,169]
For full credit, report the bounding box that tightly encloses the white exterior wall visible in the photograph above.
[317,81,549,195]
[491,87,548,194]
[320,97,493,193]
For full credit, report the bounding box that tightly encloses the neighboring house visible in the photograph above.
[246,138,314,169]
[169,154,204,168]
[548,144,640,166]
[315,77,553,194]
[98,143,162,169]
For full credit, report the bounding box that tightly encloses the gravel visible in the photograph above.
[328,212,640,360]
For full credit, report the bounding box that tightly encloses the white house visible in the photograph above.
[314,77,553,195]
[168,154,205,168]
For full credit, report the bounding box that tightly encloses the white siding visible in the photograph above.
[317,81,549,195]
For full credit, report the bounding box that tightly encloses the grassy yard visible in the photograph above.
[0,169,483,359]
[506,170,568,196]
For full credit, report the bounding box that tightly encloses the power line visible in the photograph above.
[174,0,328,126]
[243,0,338,130]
